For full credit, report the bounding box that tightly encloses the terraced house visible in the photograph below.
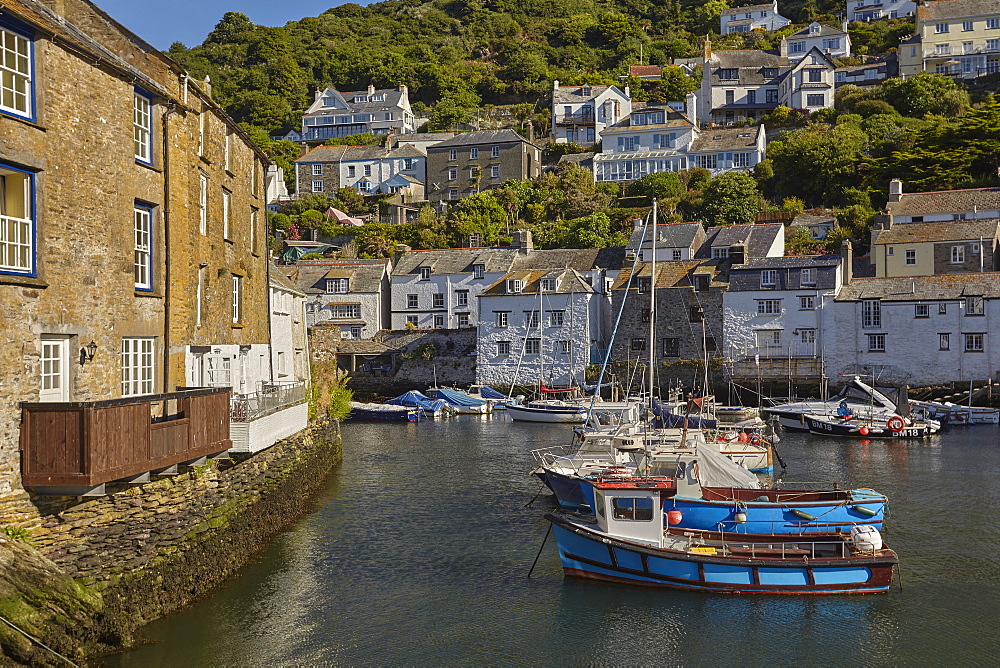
[425,130,541,203]
[898,0,1000,79]
[0,0,274,509]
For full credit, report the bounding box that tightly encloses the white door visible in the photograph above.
[39,336,69,402]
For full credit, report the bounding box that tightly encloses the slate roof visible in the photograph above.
[786,22,847,39]
[872,219,1000,245]
[269,267,306,296]
[278,260,389,294]
[303,86,406,117]
[557,152,594,169]
[595,246,628,271]
[696,224,783,259]
[888,187,1000,217]
[552,84,626,104]
[509,248,604,272]
[611,260,727,290]
[603,105,694,132]
[722,3,775,16]
[689,125,763,153]
[295,145,385,163]
[735,256,840,270]
[921,0,999,20]
[427,129,536,149]
[791,212,837,228]
[481,268,595,296]
[386,144,425,159]
[835,273,1000,302]
[708,50,789,85]
[627,222,705,250]
[391,248,519,276]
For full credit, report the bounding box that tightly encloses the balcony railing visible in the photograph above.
[20,388,231,493]
[231,381,307,423]
[555,111,595,125]
[736,342,818,360]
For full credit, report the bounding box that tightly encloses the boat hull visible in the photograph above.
[348,407,419,422]
[507,405,587,423]
[804,415,937,438]
[548,515,896,595]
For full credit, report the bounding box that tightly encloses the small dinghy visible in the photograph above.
[348,402,419,422]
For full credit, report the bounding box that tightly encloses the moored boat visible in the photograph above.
[348,402,420,422]
[546,476,898,594]
[804,413,940,438]
[508,400,588,423]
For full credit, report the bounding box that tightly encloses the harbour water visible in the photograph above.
[110,417,1000,665]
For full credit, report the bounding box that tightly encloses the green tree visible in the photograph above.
[879,72,969,119]
[767,123,866,206]
[625,171,686,201]
[449,192,508,245]
[427,98,472,130]
[701,172,762,226]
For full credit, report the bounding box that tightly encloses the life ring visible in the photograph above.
[886,416,905,433]
[749,434,762,446]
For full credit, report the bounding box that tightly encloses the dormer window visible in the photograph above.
[764,68,778,78]
[712,247,730,260]
[541,278,558,292]
[507,279,524,293]
[322,97,336,107]
[326,278,349,293]
[371,94,385,102]
[581,86,592,96]
[473,263,485,279]
[420,266,431,280]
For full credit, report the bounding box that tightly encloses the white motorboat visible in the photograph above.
[764,377,902,431]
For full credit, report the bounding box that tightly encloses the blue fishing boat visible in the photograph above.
[545,476,898,594]
[348,402,419,422]
[467,385,520,409]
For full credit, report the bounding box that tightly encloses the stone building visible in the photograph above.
[424,130,541,203]
[279,259,392,338]
[0,0,271,510]
[293,142,426,198]
[884,179,1000,223]
[871,219,1000,277]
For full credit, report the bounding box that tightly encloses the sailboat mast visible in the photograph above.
[648,199,657,408]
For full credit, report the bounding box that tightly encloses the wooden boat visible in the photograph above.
[546,476,897,594]
[804,414,940,438]
[348,402,419,422]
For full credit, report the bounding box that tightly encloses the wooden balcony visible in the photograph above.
[20,388,232,495]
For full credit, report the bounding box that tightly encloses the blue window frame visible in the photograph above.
[0,16,34,122]
[133,202,153,290]
[134,86,153,165]
[0,163,35,276]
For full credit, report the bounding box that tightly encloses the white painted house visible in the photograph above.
[551,81,632,145]
[884,179,1000,223]
[829,272,1000,384]
[281,259,392,339]
[300,85,415,142]
[294,143,426,198]
[848,0,916,22]
[781,22,851,61]
[477,268,600,387]
[627,222,708,263]
[720,1,791,34]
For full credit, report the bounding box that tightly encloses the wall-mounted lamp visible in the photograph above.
[80,340,98,365]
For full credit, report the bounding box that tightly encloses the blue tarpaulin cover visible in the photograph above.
[650,397,717,429]
[386,391,449,413]
[436,387,487,407]
[479,386,511,400]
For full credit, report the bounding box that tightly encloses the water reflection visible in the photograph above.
[110,420,1000,665]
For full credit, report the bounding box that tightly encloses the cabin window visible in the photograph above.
[595,493,605,518]
[611,497,654,521]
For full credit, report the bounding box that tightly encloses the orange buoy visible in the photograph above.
[859,426,869,435]
[667,510,683,525]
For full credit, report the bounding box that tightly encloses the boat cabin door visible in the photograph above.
[593,486,663,545]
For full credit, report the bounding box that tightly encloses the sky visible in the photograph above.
[93,1,363,50]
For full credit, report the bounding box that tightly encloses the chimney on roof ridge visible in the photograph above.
[315,88,322,102]
[889,178,903,203]
[368,84,375,96]
[632,218,644,232]
[512,229,534,254]
[840,239,853,286]
[553,80,560,90]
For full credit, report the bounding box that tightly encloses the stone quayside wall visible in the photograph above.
[0,419,342,664]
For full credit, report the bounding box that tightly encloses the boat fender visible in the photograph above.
[667,510,683,525]
[859,426,869,435]
[886,416,905,433]
[852,504,879,517]
[755,495,770,502]
[733,512,747,523]
[737,432,748,443]
[790,508,816,521]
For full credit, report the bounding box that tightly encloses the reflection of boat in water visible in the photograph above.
[348,402,419,422]
[546,475,898,594]
[804,413,940,438]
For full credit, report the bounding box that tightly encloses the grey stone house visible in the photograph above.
[425,130,541,203]
[279,260,392,339]
[627,221,707,263]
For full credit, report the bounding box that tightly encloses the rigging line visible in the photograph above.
[0,614,79,667]
[584,208,652,422]
[527,523,554,578]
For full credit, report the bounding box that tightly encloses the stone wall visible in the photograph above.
[22,419,341,650]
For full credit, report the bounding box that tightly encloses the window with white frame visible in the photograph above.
[733,152,751,168]
[0,165,34,274]
[224,131,231,171]
[541,278,557,292]
[525,338,541,355]
[433,293,444,308]
[449,189,458,199]
[311,164,323,176]
[672,249,682,261]
[402,158,414,170]
[0,22,32,119]
[406,294,418,308]
[760,270,776,287]
[695,154,718,169]
[469,148,479,159]
[456,290,468,306]
[936,22,949,33]
[939,303,948,315]
[808,69,823,83]
[951,246,965,263]
[495,311,508,327]
[222,189,231,239]
[800,268,815,286]
[559,340,572,355]
[448,167,457,181]
[406,314,418,326]
[490,165,500,178]
[363,165,371,177]
[347,166,356,178]
[799,295,815,310]
[712,247,729,259]
[757,299,781,315]
[548,310,564,327]
[199,171,208,234]
[311,180,324,193]
[449,149,458,161]
[965,296,984,315]
[807,94,825,107]
[133,204,152,290]
[121,337,154,396]
[473,264,485,279]
[507,279,524,293]
[433,314,444,328]
[962,20,973,31]
[965,333,984,352]
[198,111,205,156]
[491,146,500,158]
[331,304,361,319]
[940,333,950,350]
[40,335,68,402]
[134,90,152,163]
[420,266,431,281]
[915,303,929,318]
[457,314,469,328]
[497,340,511,356]
[525,310,539,327]
[867,333,885,352]
[989,18,1000,30]
[862,299,881,328]
[904,249,916,265]
[232,274,243,323]
[327,278,349,293]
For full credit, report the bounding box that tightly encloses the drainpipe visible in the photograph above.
[162,101,180,395]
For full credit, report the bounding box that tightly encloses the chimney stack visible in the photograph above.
[728,243,747,265]
[315,88,322,102]
[368,84,375,96]
[840,240,853,286]
[553,80,560,90]
[888,178,903,203]
[512,229,534,254]
[685,91,698,128]
[393,243,411,265]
